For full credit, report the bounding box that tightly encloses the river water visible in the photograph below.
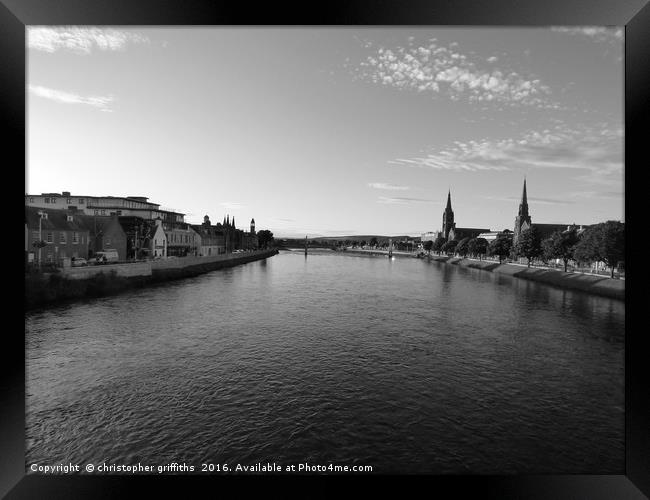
[25,250,625,474]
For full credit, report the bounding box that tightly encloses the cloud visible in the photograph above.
[377,196,434,205]
[28,26,150,54]
[368,182,409,191]
[220,202,244,210]
[388,122,623,185]
[484,195,574,205]
[28,84,114,111]
[354,40,557,108]
[550,26,623,44]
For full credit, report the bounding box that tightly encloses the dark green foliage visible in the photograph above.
[489,236,513,264]
[432,236,446,255]
[468,237,489,260]
[423,240,434,253]
[573,221,624,278]
[542,228,580,272]
[441,239,458,255]
[514,226,542,267]
[455,237,471,257]
[257,230,274,249]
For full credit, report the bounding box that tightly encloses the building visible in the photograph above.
[440,190,490,241]
[441,190,456,240]
[448,226,492,241]
[165,223,201,257]
[80,214,129,261]
[421,231,441,243]
[191,215,226,256]
[25,192,186,227]
[512,179,588,244]
[477,229,513,242]
[25,206,91,265]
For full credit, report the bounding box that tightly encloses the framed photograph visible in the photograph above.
[6,0,649,497]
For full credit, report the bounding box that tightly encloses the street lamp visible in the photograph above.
[37,210,45,267]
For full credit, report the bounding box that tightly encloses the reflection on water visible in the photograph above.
[25,250,624,473]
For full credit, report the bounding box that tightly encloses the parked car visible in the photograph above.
[93,249,119,264]
[71,257,87,267]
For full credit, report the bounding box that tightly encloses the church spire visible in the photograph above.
[442,189,455,240]
[518,178,529,218]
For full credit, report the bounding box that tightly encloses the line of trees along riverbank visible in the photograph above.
[425,221,624,279]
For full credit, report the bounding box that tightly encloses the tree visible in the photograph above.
[455,237,471,258]
[257,229,274,249]
[468,237,488,260]
[423,240,434,254]
[514,226,542,267]
[573,221,624,278]
[441,239,458,255]
[370,237,378,247]
[432,236,446,255]
[542,228,580,272]
[489,236,513,264]
[359,240,367,248]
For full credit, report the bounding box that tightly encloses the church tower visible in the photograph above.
[513,178,532,245]
[442,190,456,240]
[250,218,255,234]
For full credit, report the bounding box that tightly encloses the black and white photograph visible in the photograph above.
[17,19,637,487]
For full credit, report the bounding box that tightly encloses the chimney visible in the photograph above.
[62,191,71,197]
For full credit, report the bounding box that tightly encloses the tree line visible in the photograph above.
[423,221,624,278]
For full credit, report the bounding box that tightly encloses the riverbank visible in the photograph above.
[424,255,624,301]
[25,249,279,310]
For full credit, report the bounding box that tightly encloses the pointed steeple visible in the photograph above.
[518,178,529,217]
[226,214,230,226]
[442,189,455,240]
[232,216,235,228]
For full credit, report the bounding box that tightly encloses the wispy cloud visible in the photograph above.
[368,182,409,191]
[484,195,574,205]
[353,39,557,109]
[388,122,623,185]
[28,84,114,111]
[28,26,150,54]
[550,26,623,44]
[377,196,434,205]
[220,202,244,210]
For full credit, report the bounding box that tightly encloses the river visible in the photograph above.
[25,249,625,474]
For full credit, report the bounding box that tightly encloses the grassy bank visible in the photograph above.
[423,255,624,301]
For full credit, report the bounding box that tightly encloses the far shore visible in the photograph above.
[287,247,624,301]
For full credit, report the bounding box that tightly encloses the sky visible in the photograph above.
[26,27,624,238]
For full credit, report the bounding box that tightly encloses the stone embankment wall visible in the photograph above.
[425,255,624,301]
[26,249,278,309]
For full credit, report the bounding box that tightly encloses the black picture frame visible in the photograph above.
[5,1,649,497]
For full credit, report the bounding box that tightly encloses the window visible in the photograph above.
[105,238,111,246]
[66,198,72,204]
[94,210,99,215]
[72,232,79,244]
[60,232,66,244]
[44,198,50,203]
[46,232,53,243]
[32,231,39,241]
[29,197,34,203]
[78,198,85,204]
[100,210,106,215]
[67,215,73,222]
[51,198,56,204]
